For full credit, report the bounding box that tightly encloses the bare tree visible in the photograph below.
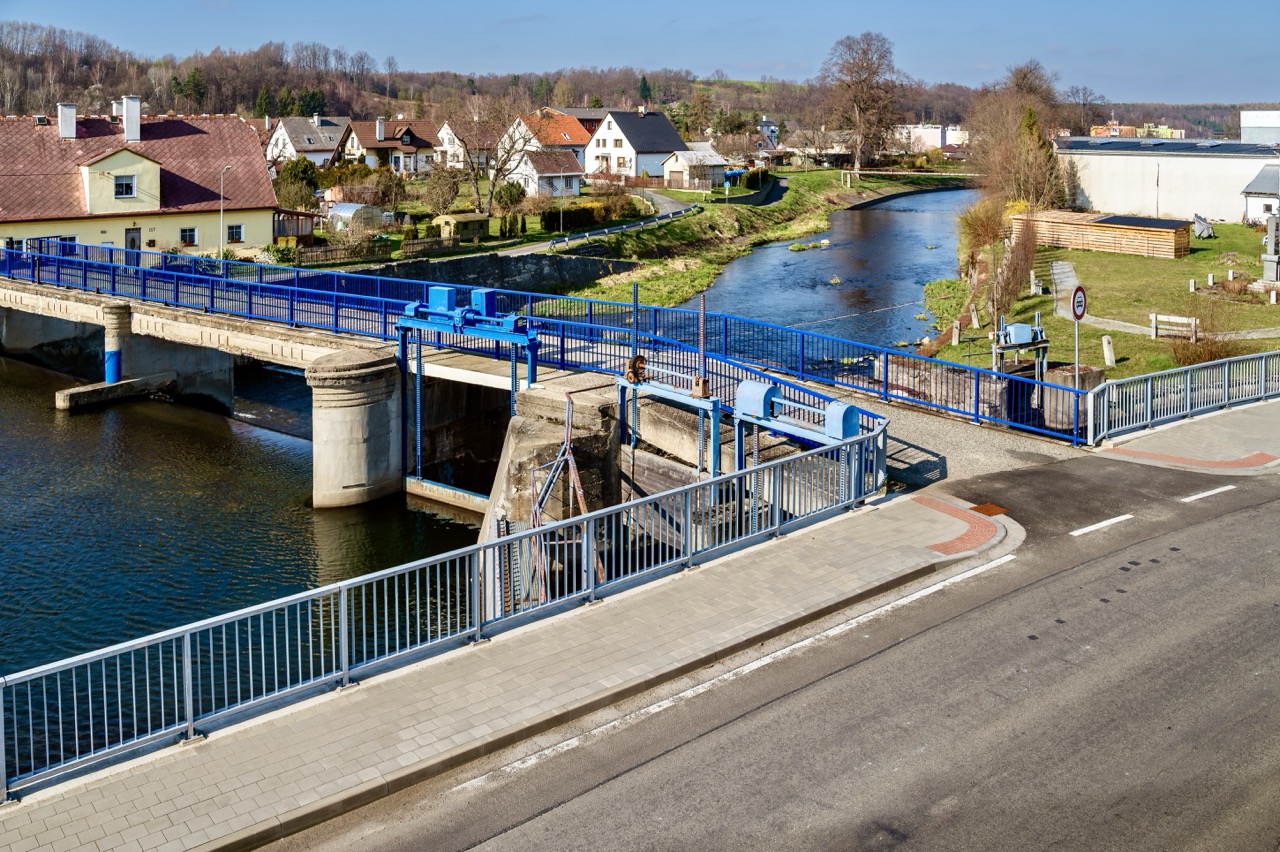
[818,32,905,172]
[1063,84,1108,135]
[967,61,1066,209]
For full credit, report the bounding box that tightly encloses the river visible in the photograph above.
[0,358,479,674]
[684,188,978,348]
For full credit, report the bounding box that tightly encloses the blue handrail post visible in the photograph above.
[470,553,483,644]
[1,684,8,802]
[972,371,981,424]
[881,351,890,401]
[109,265,116,294]
[797,335,806,382]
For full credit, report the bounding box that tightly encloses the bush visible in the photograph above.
[263,243,296,265]
[742,167,771,190]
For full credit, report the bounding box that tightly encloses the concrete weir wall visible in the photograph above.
[358,253,640,293]
[409,378,511,493]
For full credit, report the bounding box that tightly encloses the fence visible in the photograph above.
[2,420,885,798]
[398,236,461,259]
[1086,350,1280,443]
[295,240,395,267]
[2,242,1086,443]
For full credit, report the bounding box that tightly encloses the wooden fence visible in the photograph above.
[295,240,394,266]
[399,236,460,258]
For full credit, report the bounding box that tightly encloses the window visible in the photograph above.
[226,224,243,243]
[613,138,623,148]
[596,138,605,148]
[179,227,197,246]
[114,175,135,198]
[616,156,626,170]
[402,134,412,145]
[304,136,314,144]
[606,121,612,129]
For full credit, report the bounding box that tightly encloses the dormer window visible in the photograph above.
[114,174,135,198]
[402,133,411,145]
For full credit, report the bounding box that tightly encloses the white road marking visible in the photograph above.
[452,554,1016,793]
[1180,485,1236,503]
[1069,514,1134,537]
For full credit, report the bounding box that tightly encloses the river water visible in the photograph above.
[0,358,479,674]
[684,188,978,348]
[0,188,972,675]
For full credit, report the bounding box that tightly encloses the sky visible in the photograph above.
[4,0,1274,104]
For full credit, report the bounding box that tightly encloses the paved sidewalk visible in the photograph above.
[1098,398,1280,475]
[0,492,1012,852]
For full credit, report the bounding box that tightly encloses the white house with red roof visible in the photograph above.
[0,96,278,253]
[500,108,592,168]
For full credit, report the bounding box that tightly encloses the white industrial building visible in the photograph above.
[1055,138,1280,222]
[1241,111,1280,145]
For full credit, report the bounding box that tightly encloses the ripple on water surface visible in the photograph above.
[0,358,478,674]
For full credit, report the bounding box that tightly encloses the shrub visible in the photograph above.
[742,167,771,190]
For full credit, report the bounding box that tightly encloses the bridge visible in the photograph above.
[2,241,1276,804]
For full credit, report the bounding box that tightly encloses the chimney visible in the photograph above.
[312,113,320,127]
[637,105,645,116]
[122,95,141,143]
[264,114,271,131]
[376,116,385,141]
[57,103,76,139]
[111,100,123,116]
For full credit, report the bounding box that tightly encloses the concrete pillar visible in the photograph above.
[101,301,131,384]
[307,348,403,508]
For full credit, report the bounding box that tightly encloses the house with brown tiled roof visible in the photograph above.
[0,97,278,253]
[265,115,350,166]
[509,149,584,198]
[501,108,592,168]
[335,117,439,176]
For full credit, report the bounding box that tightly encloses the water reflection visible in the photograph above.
[686,189,978,347]
[0,357,478,674]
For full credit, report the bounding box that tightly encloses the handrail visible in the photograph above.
[2,418,887,796]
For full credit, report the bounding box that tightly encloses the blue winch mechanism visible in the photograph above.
[397,286,541,403]
[732,380,862,471]
[617,353,723,478]
[990,311,1049,382]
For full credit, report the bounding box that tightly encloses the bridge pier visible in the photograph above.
[101,301,130,383]
[306,348,402,509]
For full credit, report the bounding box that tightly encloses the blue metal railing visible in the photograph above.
[1,243,1087,443]
[1,420,886,798]
[1087,350,1280,442]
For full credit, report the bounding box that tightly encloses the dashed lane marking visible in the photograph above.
[1180,485,1237,503]
[1069,514,1134,537]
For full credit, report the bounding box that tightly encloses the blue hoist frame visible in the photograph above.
[732,379,863,470]
[397,286,541,479]
[617,362,723,479]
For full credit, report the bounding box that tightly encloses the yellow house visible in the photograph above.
[0,97,277,255]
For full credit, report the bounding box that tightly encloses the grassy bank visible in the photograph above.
[569,169,972,306]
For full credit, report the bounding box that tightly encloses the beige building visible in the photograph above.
[0,97,277,253]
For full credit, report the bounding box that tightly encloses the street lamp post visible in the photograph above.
[218,164,232,257]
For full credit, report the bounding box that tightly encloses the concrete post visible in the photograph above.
[101,301,131,384]
[1102,335,1116,368]
[306,348,402,508]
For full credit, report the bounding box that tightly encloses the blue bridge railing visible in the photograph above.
[2,243,1086,443]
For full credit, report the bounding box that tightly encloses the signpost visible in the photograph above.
[1071,284,1087,389]
[725,178,731,200]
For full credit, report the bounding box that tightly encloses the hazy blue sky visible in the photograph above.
[5,0,1272,103]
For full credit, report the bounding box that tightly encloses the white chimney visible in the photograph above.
[638,105,645,116]
[376,116,385,141]
[111,100,123,116]
[312,113,320,127]
[57,103,76,139]
[264,114,272,131]
[122,95,141,143]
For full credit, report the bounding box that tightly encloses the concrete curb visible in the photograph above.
[199,515,1011,851]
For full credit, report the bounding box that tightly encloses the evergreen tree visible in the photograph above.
[254,85,272,118]
[638,75,652,104]
[276,85,297,117]
[588,94,603,109]
[297,88,326,116]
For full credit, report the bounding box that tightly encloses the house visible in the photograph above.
[1088,121,1185,140]
[437,121,498,173]
[889,124,970,154]
[660,141,726,188]
[558,107,610,136]
[509,150,583,197]
[757,115,779,148]
[584,107,687,177]
[432,212,489,240]
[1055,137,1280,221]
[502,108,591,167]
[1242,164,1280,221]
[337,117,439,176]
[0,96,277,252]
[264,115,350,166]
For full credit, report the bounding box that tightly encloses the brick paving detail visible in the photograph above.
[1104,447,1279,469]
[911,494,1000,556]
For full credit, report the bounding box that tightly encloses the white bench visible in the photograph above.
[1150,313,1199,342]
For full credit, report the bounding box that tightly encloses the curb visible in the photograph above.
[199,531,1007,851]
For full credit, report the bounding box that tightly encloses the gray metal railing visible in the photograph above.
[2,419,886,799]
[1087,350,1280,443]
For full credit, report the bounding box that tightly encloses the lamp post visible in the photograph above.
[218,164,232,257]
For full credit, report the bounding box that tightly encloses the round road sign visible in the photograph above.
[1071,285,1087,321]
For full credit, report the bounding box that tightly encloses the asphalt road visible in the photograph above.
[267,457,1280,852]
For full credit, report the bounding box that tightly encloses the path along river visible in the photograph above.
[0,188,974,674]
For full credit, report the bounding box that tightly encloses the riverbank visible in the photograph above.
[567,169,973,306]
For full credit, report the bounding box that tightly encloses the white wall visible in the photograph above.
[1060,151,1275,221]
